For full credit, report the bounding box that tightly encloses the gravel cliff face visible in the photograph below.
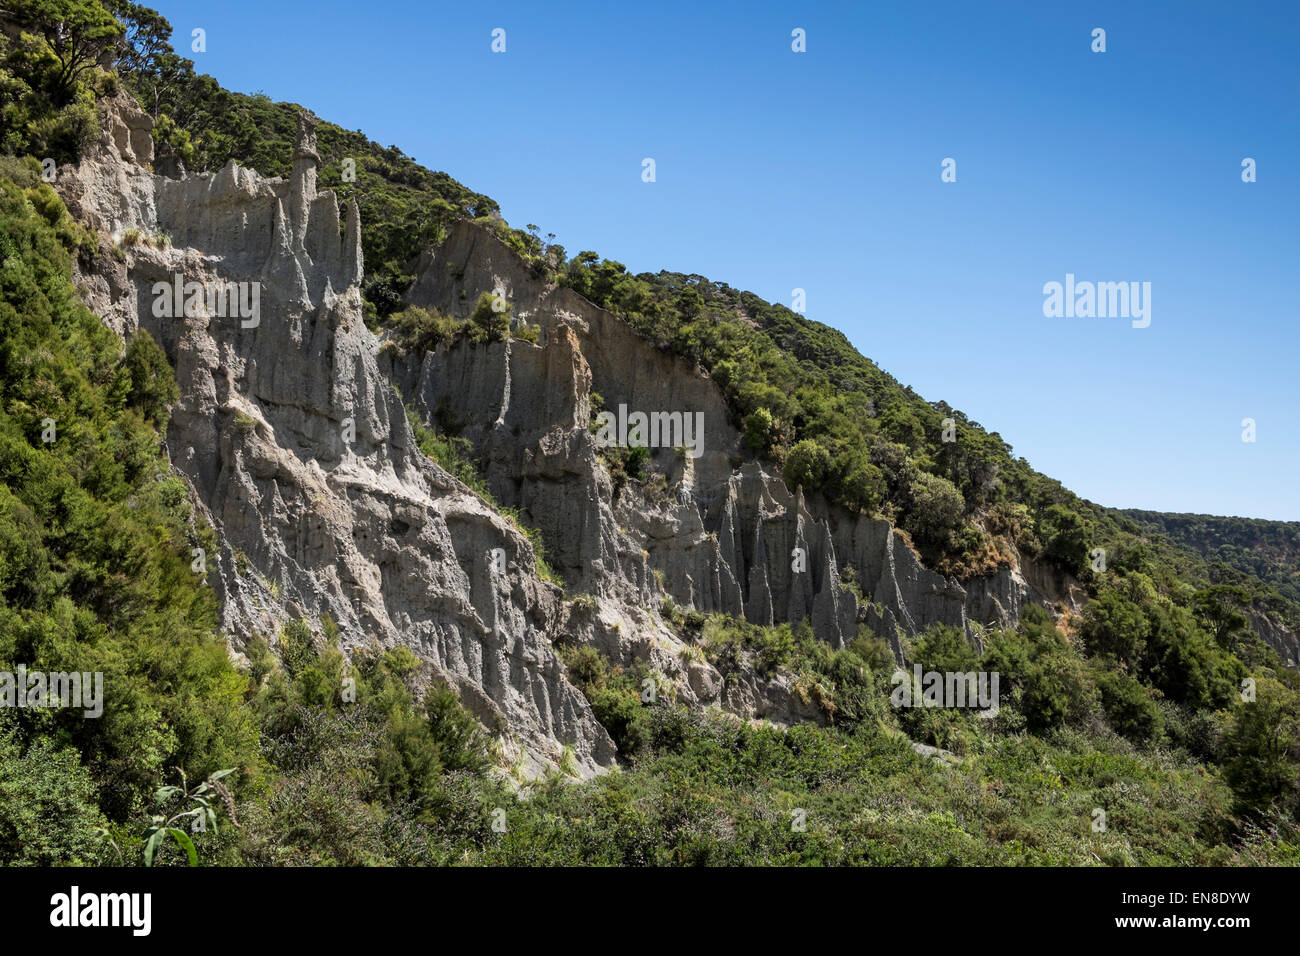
[60,103,615,778]
[396,219,1078,665]
[59,99,1081,777]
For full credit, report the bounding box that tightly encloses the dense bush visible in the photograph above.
[558,645,652,756]
[1095,670,1164,743]
[391,305,462,354]
[0,726,107,865]
[468,290,511,343]
[903,472,967,554]
[121,329,179,427]
[782,438,831,493]
[0,155,259,828]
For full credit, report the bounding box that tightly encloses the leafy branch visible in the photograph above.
[142,767,237,867]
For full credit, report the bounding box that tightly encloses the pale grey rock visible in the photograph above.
[60,104,615,779]
[911,741,960,765]
[1247,610,1300,667]
[397,220,1079,685]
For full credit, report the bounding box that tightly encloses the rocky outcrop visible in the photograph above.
[106,95,154,168]
[59,102,616,778]
[395,220,1076,675]
[1247,611,1300,668]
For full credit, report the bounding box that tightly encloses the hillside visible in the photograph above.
[97,8,1300,616]
[0,0,1297,867]
[1123,510,1300,606]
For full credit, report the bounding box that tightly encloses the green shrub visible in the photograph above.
[743,407,774,451]
[558,645,651,757]
[1021,653,1097,732]
[1222,676,1300,817]
[425,682,493,773]
[392,305,462,354]
[0,167,260,823]
[0,727,107,865]
[911,623,979,674]
[122,329,179,427]
[782,438,831,493]
[1095,669,1164,743]
[469,291,511,343]
[903,472,966,553]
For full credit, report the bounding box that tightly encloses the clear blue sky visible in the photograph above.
[148,0,1300,520]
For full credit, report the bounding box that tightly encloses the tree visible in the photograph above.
[878,400,926,450]
[469,290,510,342]
[783,439,831,493]
[742,407,773,451]
[134,48,193,122]
[425,682,491,773]
[122,328,179,427]
[1193,585,1251,651]
[1079,587,1149,665]
[1223,677,1300,817]
[1143,603,1240,710]
[1041,504,1089,573]
[903,472,965,551]
[911,623,979,673]
[103,0,172,80]
[674,285,704,319]
[940,426,1003,506]
[834,452,886,515]
[1022,653,1097,732]
[15,0,123,104]
[1095,670,1163,743]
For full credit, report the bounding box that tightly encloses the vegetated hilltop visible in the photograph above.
[1123,510,1300,606]
[0,0,1297,867]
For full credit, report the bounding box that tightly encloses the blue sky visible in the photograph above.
[148,0,1299,520]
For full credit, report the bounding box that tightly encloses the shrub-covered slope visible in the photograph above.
[1123,510,1300,606]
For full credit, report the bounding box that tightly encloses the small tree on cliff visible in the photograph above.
[469,291,511,343]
